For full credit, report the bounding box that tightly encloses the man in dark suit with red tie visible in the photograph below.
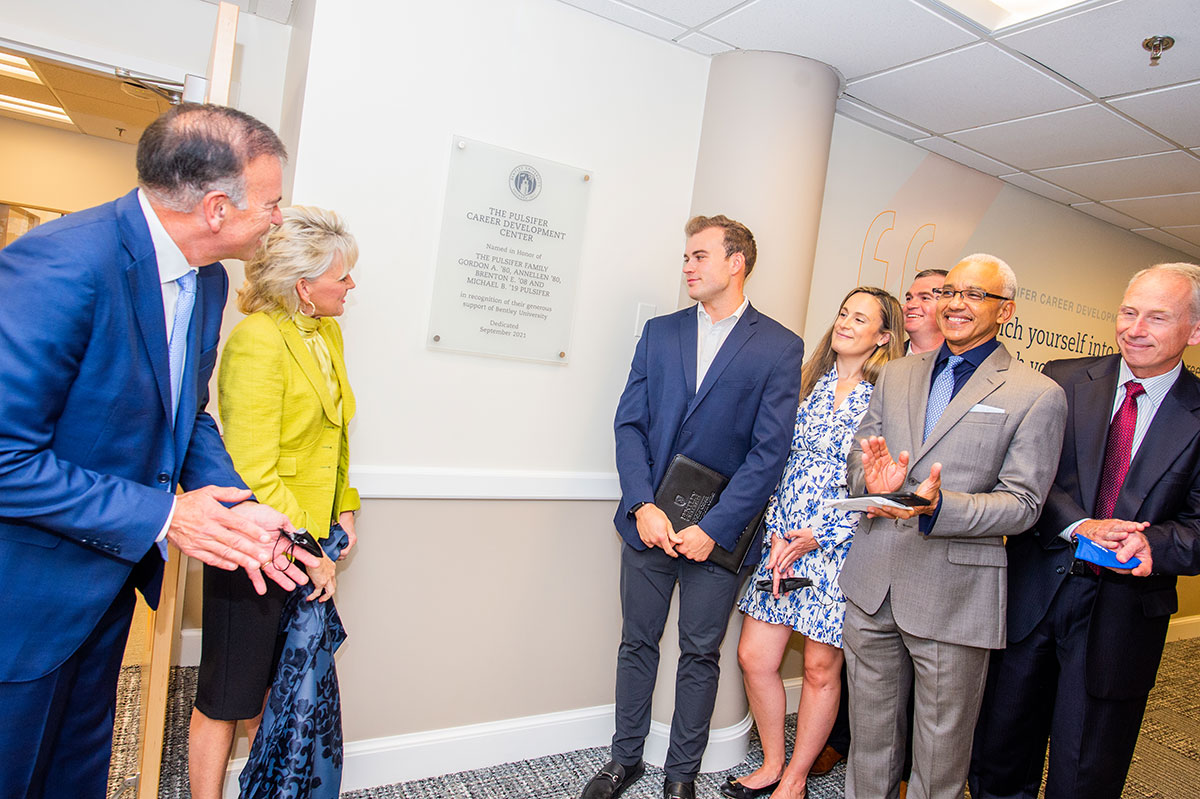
[970,262,1200,799]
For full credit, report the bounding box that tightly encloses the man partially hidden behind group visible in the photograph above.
[581,215,804,799]
[0,104,319,797]
[971,262,1200,799]
[838,254,1068,799]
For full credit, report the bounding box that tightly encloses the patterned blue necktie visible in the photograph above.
[924,354,964,442]
[168,270,197,421]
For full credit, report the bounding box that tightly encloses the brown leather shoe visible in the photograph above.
[808,744,846,776]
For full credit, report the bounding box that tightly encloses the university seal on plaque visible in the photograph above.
[509,165,542,201]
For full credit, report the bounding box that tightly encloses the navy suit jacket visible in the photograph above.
[613,303,804,568]
[1007,354,1200,699]
[0,189,246,682]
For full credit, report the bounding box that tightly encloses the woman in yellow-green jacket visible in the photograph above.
[189,206,359,799]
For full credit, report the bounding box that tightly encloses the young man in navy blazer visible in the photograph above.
[0,104,318,798]
[581,216,804,799]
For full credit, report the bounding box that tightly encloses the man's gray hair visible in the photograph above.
[136,103,286,212]
[959,253,1017,299]
[1129,262,1200,323]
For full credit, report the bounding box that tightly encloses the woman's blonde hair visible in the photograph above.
[237,205,358,315]
[799,286,905,400]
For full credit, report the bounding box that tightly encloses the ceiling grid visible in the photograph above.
[557,0,1200,258]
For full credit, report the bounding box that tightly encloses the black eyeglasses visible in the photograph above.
[933,287,1012,303]
[272,527,323,566]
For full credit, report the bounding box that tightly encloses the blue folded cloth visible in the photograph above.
[239,524,349,799]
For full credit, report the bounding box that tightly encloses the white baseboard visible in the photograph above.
[221,703,753,796]
[177,627,202,667]
[349,465,621,500]
[1167,613,1200,642]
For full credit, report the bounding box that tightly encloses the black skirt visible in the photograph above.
[194,562,290,720]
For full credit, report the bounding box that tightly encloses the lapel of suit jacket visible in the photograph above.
[119,191,173,426]
[678,305,698,400]
[1074,356,1120,513]
[321,322,354,421]
[274,310,341,423]
[916,344,1010,459]
[686,304,758,421]
[1118,366,1200,519]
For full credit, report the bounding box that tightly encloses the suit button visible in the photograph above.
[1056,565,1066,574]
[157,473,170,484]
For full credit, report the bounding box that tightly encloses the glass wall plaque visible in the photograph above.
[426,137,591,363]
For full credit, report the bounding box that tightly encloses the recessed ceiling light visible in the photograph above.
[0,94,72,124]
[937,0,1088,31]
[0,52,42,83]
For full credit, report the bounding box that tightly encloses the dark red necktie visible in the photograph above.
[1094,380,1145,519]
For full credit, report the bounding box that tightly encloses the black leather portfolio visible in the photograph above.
[653,454,767,573]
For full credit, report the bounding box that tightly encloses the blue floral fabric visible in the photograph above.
[239,527,349,799]
[737,366,873,647]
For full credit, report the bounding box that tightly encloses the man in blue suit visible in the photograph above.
[0,104,318,798]
[581,216,804,799]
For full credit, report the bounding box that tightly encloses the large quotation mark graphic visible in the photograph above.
[858,211,936,291]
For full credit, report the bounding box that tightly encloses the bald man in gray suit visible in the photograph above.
[838,254,1068,799]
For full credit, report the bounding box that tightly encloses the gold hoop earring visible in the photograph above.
[302,300,317,317]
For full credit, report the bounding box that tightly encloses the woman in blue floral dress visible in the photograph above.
[721,287,904,799]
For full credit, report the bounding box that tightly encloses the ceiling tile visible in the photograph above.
[998,0,1200,98]
[847,43,1087,133]
[1110,80,1200,148]
[557,0,686,39]
[621,0,743,27]
[1032,152,1200,201]
[1131,228,1200,260]
[1163,226,1200,247]
[836,97,929,140]
[674,32,735,56]
[1000,172,1088,205]
[1105,192,1200,229]
[914,136,1014,176]
[1070,202,1150,230]
[948,104,1171,170]
[702,0,979,81]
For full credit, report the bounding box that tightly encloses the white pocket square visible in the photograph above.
[969,403,1006,414]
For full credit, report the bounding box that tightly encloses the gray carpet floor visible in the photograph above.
[114,637,1200,798]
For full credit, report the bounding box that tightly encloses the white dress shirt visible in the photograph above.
[696,296,749,388]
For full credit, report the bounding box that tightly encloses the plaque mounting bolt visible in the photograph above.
[433,335,441,342]
[457,140,466,150]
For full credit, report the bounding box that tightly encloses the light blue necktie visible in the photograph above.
[924,354,964,442]
[168,270,197,421]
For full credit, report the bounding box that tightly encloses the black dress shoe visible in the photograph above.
[580,759,645,799]
[664,779,696,799]
[720,775,781,799]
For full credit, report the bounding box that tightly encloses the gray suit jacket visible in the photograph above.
[839,342,1068,649]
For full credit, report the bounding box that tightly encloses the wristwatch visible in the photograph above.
[628,501,648,518]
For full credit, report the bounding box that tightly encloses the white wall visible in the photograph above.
[290,0,709,482]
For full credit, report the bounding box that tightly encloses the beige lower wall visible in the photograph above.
[177,495,1199,750]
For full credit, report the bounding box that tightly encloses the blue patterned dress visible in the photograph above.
[737,366,873,648]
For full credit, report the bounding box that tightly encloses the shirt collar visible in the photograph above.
[1118,357,1181,405]
[934,337,1000,369]
[698,296,749,327]
[137,188,193,284]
